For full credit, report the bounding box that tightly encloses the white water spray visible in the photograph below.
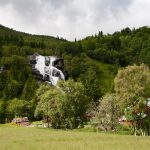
[35,55,65,86]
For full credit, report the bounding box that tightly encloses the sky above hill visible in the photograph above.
[0,0,150,40]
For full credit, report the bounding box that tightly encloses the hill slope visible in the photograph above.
[0,24,150,122]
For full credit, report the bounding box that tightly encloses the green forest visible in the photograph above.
[0,24,150,135]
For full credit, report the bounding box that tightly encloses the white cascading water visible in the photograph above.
[35,55,65,86]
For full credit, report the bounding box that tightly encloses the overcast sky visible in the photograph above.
[0,0,150,41]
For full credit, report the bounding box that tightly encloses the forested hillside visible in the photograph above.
[0,24,150,124]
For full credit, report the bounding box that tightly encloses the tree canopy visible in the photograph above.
[35,80,89,129]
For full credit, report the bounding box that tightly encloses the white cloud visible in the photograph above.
[0,0,150,40]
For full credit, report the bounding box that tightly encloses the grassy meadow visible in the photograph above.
[0,125,150,150]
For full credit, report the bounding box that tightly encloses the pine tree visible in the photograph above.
[22,75,37,101]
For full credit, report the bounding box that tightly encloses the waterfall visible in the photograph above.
[35,55,65,86]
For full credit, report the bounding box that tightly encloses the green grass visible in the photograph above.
[0,125,150,150]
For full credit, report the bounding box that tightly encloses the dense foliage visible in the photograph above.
[92,93,118,131]
[35,80,89,129]
[92,64,150,135]
[1,24,150,133]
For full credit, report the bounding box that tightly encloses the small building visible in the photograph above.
[11,117,30,126]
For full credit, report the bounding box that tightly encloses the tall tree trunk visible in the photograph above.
[47,116,50,128]
[147,123,149,136]
[134,124,137,136]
